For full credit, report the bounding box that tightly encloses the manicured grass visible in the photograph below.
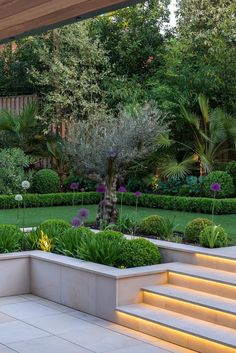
[1,204,236,241]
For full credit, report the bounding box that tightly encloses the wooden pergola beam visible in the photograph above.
[0,0,140,44]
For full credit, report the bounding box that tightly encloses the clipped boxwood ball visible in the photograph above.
[139,215,164,236]
[200,225,228,248]
[184,218,214,244]
[118,238,161,268]
[39,219,71,238]
[203,171,234,198]
[32,169,60,194]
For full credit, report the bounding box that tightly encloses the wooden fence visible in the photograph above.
[0,94,36,113]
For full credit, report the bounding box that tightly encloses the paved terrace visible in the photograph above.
[0,295,193,353]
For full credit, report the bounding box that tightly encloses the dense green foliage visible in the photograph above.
[79,230,125,266]
[55,227,94,257]
[0,148,30,194]
[200,225,228,248]
[203,171,234,198]
[225,162,236,190]
[0,224,23,253]
[184,218,214,244]
[118,238,161,268]
[32,169,60,194]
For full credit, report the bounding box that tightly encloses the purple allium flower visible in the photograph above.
[80,188,85,192]
[134,191,142,198]
[96,184,107,193]
[70,182,79,191]
[118,186,126,193]
[78,208,89,219]
[71,217,81,227]
[210,183,221,192]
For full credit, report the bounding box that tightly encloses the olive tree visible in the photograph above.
[67,103,169,225]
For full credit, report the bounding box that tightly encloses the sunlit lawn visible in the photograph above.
[1,204,236,242]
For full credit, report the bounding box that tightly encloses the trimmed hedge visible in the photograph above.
[2,191,236,214]
[0,192,100,209]
[118,193,236,215]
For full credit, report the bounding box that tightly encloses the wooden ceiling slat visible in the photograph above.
[0,0,85,30]
[0,0,139,43]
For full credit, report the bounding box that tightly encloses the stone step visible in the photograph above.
[168,263,236,299]
[142,284,236,329]
[116,303,236,353]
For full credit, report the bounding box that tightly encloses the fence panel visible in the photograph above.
[0,94,36,113]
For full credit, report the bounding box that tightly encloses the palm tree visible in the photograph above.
[159,94,236,178]
[0,103,50,156]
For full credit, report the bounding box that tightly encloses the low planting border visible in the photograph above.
[1,192,236,214]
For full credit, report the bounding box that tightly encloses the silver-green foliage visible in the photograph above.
[0,148,30,194]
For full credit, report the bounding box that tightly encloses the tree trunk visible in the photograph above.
[96,156,119,228]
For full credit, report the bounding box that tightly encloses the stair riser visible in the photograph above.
[143,291,236,329]
[116,311,236,353]
[168,272,236,299]
[195,254,236,273]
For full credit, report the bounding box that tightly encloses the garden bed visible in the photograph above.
[0,240,235,322]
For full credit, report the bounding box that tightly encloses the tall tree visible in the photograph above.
[19,22,111,124]
[163,0,236,113]
[66,103,169,224]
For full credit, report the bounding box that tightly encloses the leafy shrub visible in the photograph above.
[157,178,184,195]
[32,169,60,194]
[139,215,164,236]
[0,148,30,194]
[106,216,136,234]
[203,171,234,198]
[126,176,150,193]
[155,217,176,240]
[118,238,161,268]
[184,218,214,244]
[22,230,40,250]
[79,231,125,266]
[39,219,71,239]
[0,225,23,253]
[63,175,97,191]
[178,184,190,196]
[55,227,93,257]
[200,225,228,248]
[225,161,236,190]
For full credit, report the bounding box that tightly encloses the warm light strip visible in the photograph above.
[143,291,236,328]
[168,272,236,299]
[117,311,236,353]
[196,253,236,266]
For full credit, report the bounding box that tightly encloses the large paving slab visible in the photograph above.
[0,295,194,353]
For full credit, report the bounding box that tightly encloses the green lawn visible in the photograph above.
[1,204,236,241]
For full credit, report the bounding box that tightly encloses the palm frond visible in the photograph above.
[198,94,209,124]
[180,105,199,129]
[158,134,174,148]
[159,156,194,180]
[0,110,18,132]
[19,103,38,129]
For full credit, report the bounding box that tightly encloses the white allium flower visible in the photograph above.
[15,194,23,202]
[21,180,30,189]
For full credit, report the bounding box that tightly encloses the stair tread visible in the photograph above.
[168,263,236,285]
[143,284,236,314]
[117,303,236,347]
